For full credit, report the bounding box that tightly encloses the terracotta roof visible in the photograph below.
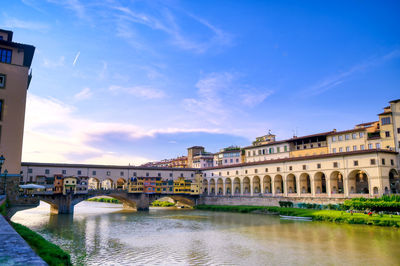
[328,128,366,135]
[355,121,377,127]
[201,149,397,171]
[389,99,400,104]
[378,111,392,116]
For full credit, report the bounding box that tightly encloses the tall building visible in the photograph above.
[0,29,35,176]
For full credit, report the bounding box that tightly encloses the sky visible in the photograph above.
[2,0,400,165]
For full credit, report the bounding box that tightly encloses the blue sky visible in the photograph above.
[2,0,400,165]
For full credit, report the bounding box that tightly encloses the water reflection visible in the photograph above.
[12,201,400,266]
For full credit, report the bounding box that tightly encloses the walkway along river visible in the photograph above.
[12,201,400,265]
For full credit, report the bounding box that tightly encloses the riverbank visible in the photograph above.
[11,222,72,266]
[195,205,400,227]
[87,197,122,204]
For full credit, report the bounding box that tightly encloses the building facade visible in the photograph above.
[214,146,242,166]
[0,29,35,175]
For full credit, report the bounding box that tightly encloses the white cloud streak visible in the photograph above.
[72,51,80,66]
[74,87,92,101]
[2,17,50,31]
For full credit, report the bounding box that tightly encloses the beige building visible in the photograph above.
[0,29,35,175]
[202,149,399,197]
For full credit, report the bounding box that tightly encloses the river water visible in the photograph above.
[11,201,400,266]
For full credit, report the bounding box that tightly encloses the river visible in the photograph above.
[11,201,400,265]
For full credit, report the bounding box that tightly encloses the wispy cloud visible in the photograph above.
[302,49,400,97]
[2,16,50,31]
[109,85,166,99]
[74,87,92,101]
[23,93,222,164]
[47,0,87,20]
[241,91,273,107]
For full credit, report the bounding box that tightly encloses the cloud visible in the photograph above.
[109,85,166,99]
[2,17,50,31]
[302,49,400,97]
[47,0,87,19]
[23,93,224,164]
[241,91,273,107]
[74,87,92,101]
[42,56,65,68]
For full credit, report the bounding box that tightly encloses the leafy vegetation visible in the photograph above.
[11,222,72,266]
[151,200,175,207]
[87,197,122,204]
[343,195,400,212]
[195,205,400,227]
[278,201,293,208]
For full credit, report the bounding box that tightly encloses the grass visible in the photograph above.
[87,197,122,204]
[151,200,175,207]
[11,222,72,266]
[195,205,400,227]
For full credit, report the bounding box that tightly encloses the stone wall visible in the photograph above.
[199,195,347,206]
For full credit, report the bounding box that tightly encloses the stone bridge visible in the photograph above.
[35,190,200,214]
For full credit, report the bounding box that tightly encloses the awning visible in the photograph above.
[19,184,46,189]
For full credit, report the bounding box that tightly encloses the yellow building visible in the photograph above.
[0,29,35,175]
[173,177,192,194]
[190,173,203,195]
[289,132,330,157]
[128,177,144,193]
[63,177,77,195]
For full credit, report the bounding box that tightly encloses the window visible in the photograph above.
[376,143,381,149]
[360,145,365,150]
[236,170,239,175]
[370,159,376,165]
[359,132,364,138]
[332,136,337,142]
[219,172,221,176]
[248,151,251,157]
[391,159,394,166]
[227,171,229,175]
[385,131,390,137]
[332,148,336,153]
[180,173,184,177]
[62,170,66,174]
[211,173,214,176]
[368,144,373,149]
[353,145,357,151]
[254,169,258,173]
[338,135,343,141]
[77,170,81,175]
[121,171,124,176]
[339,147,343,152]
[92,171,96,175]
[158,173,161,177]
[0,48,12,64]
[353,160,358,166]
[245,170,248,174]
[284,146,288,152]
[107,171,111,176]
[302,165,307,170]
[381,158,385,165]
[277,147,280,153]
[352,133,357,139]
[289,166,292,171]
[381,117,391,125]
[346,146,350,152]
[224,159,227,163]
[265,168,268,172]
[345,134,350,140]
[146,172,149,177]
[0,74,5,88]
[230,159,233,163]
[317,163,321,169]
[45,169,50,174]
[277,167,280,172]
[236,159,239,163]
[333,162,338,168]
[0,99,3,121]
[398,128,400,134]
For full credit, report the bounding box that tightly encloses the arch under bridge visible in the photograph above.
[35,190,199,214]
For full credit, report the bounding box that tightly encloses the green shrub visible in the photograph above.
[87,197,122,204]
[279,201,293,208]
[11,222,72,266]
[151,200,175,207]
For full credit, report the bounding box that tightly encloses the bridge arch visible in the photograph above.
[152,195,196,207]
[389,169,400,194]
[101,178,114,190]
[89,177,100,190]
[116,178,127,189]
